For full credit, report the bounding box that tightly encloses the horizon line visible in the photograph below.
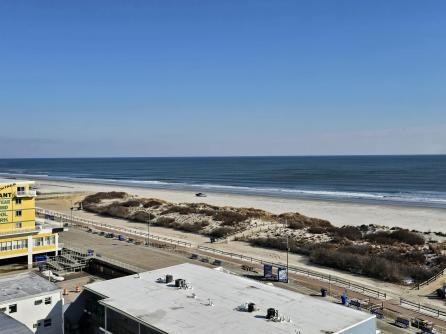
[1,153,446,160]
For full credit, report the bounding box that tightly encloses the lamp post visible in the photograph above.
[147,211,151,247]
[286,235,289,283]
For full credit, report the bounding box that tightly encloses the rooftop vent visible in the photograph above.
[166,274,173,284]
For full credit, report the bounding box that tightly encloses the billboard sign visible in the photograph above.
[278,267,288,282]
[264,264,273,279]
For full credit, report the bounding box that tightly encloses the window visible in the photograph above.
[0,307,6,313]
[15,223,22,229]
[15,198,22,205]
[8,304,17,313]
[44,297,52,305]
[34,299,42,305]
[43,319,52,327]
[17,187,25,192]
[15,210,22,217]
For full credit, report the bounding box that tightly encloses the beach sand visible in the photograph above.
[36,179,446,233]
[34,179,446,302]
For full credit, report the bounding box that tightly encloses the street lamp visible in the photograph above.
[147,211,151,247]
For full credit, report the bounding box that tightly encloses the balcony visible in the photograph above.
[16,190,37,197]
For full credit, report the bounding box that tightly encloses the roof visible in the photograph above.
[0,313,33,334]
[0,272,59,304]
[85,263,375,334]
[0,178,34,186]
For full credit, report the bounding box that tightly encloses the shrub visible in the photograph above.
[334,226,363,241]
[366,229,424,246]
[213,210,247,224]
[154,217,209,233]
[161,205,197,215]
[278,212,332,229]
[209,227,235,238]
[155,216,175,226]
[143,199,166,208]
[101,204,131,219]
[120,199,143,207]
[131,211,155,223]
[83,192,127,205]
[288,221,305,230]
[390,229,424,246]
[198,208,216,216]
[308,226,326,234]
[176,220,210,233]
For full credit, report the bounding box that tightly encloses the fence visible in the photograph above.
[197,245,387,299]
[36,208,192,248]
[400,298,446,320]
[415,268,446,290]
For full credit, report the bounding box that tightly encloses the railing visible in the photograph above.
[0,227,38,236]
[415,268,446,290]
[400,298,446,320]
[198,245,387,300]
[16,190,37,197]
[36,208,193,248]
[62,243,144,273]
[93,253,144,273]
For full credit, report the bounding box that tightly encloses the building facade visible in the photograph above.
[0,179,62,268]
[0,272,64,334]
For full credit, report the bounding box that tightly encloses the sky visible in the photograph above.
[1,0,445,158]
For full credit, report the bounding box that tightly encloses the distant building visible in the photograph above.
[67,263,376,334]
[0,271,63,333]
[0,179,63,268]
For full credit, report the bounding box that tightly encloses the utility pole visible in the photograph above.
[147,211,151,247]
[286,234,289,283]
[285,219,289,283]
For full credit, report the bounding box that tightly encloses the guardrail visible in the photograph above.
[400,298,446,320]
[36,208,192,248]
[415,269,446,290]
[198,245,387,300]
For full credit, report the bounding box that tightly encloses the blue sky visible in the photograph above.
[1,1,445,157]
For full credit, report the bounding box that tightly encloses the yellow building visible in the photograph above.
[0,179,62,268]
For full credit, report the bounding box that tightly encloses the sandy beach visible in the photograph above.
[33,178,446,302]
[35,179,446,233]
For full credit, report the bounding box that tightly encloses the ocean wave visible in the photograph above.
[1,172,446,207]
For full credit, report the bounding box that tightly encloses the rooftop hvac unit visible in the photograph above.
[248,303,256,312]
[175,278,186,288]
[166,275,173,284]
[266,308,278,320]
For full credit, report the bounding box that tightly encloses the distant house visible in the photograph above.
[66,263,376,334]
[0,272,63,334]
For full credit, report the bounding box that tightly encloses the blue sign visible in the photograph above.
[264,264,273,279]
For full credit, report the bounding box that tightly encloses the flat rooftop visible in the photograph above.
[85,263,374,334]
[0,313,33,334]
[0,272,59,304]
[0,178,34,185]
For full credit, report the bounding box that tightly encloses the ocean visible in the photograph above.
[0,156,445,208]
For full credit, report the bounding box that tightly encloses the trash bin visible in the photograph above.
[321,288,327,297]
[341,293,348,305]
